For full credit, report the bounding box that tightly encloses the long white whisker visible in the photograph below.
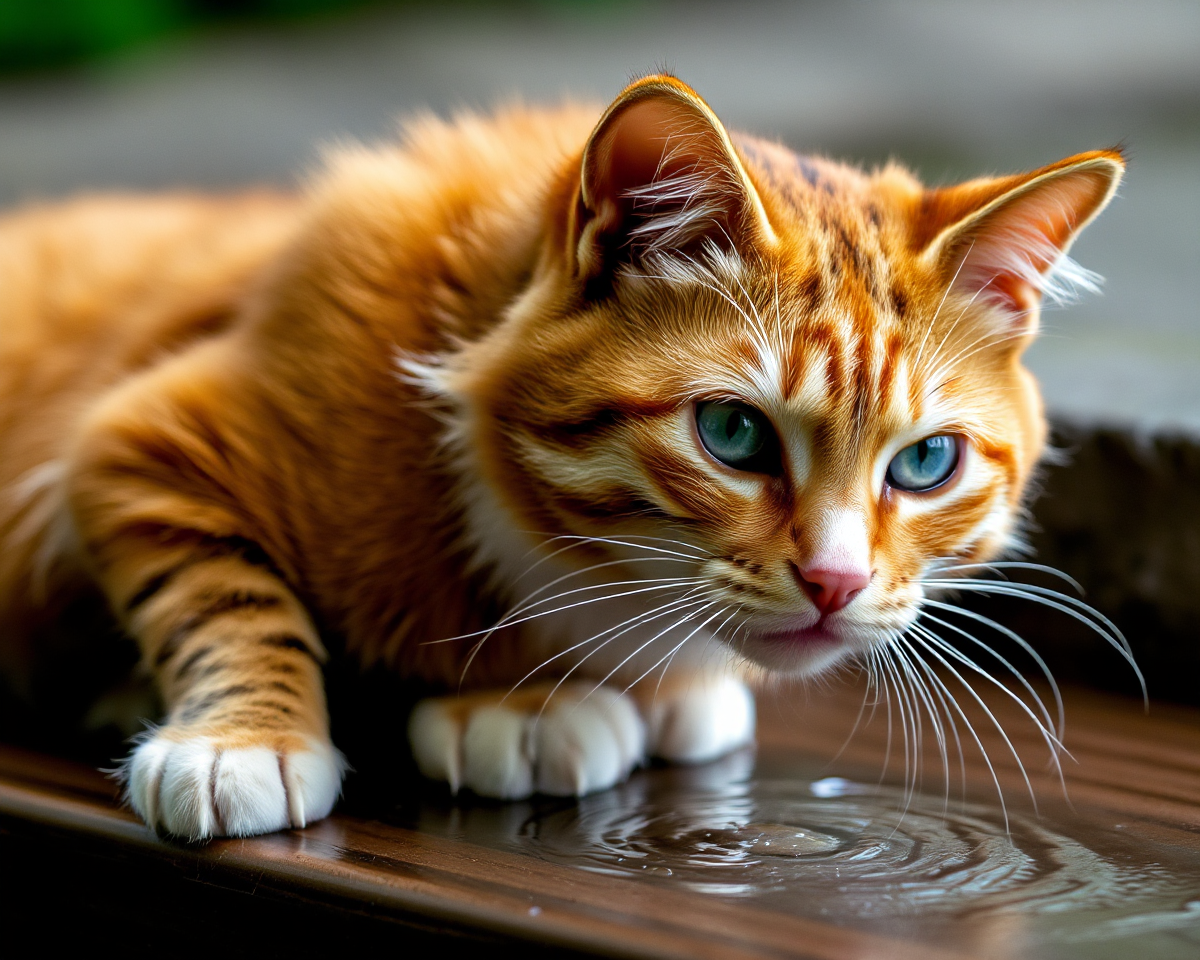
[610,602,737,704]
[913,238,976,372]
[926,561,1084,594]
[908,627,1039,822]
[877,645,916,803]
[535,533,712,562]
[500,592,714,700]
[903,639,969,804]
[437,577,706,645]
[543,601,720,722]
[579,600,725,705]
[902,635,1013,832]
[890,639,950,807]
[919,602,1065,740]
[455,580,704,687]
[500,558,702,632]
[921,579,1144,696]
[912,624,1069,776]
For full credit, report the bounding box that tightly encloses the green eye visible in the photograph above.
[695,401,778,472]
[886,435,961,492]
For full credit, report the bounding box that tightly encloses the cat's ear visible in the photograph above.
[572,75,775,288]
[917,149,1124,337]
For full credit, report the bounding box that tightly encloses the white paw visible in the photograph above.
[644,674,756,764]
[408,685,645,800]
[124,732,345,840]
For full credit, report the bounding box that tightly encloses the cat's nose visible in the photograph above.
[793,564,871,615]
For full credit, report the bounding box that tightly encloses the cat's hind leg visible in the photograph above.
[407,683,645,799]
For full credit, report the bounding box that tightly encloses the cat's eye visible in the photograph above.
[695,401,779,472]
[886,435,961,493]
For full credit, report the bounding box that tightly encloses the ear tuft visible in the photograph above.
[919,150,1124,331]
[573,76,773,287]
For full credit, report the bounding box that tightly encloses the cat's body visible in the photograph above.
[0,77,1121,838]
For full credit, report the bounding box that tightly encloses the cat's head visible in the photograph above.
[457,76,1122,677]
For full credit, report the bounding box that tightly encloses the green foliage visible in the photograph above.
[0,0,381,74]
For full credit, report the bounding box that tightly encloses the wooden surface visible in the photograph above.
[2,681,1200,959]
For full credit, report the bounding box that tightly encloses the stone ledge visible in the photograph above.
[963,419,1200,705]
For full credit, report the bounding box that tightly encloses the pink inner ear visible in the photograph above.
[585,96,743,260]
[598,99,683,200]
[952,167,1114,319]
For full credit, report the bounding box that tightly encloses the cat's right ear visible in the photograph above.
[571,75,775,291]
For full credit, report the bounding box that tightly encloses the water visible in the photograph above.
[405,749,1200,958]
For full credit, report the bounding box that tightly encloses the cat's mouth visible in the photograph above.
[752,620,845,648]
[735,613,886,674]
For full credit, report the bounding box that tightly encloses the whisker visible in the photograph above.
[912,238,976,373]
[919,579,1145,698]
[925,561,1084,594]
[499,559,702,632]
[907,627,1039,822]
[534,533,712,562]
[434,576,706,645]
[904,641,969,805]
[455,580,704,687]
[900,633,1013,832]
[919,601,1065,740]
[912,624,1068,772]
[542,600,721,723]
[500,592,714,700]
[648,603,743,702]
[573,599,723,704]
[890,639,951,808]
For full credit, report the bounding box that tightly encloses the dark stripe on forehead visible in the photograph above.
[851,325,875,420]
[876,330,904,411]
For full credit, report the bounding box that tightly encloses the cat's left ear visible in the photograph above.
[572,75,775,289]
[917,149,1124,336]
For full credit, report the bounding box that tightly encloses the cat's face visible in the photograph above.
[463,77,1120,678]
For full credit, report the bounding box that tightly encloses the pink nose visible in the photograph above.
[794,565,871,615]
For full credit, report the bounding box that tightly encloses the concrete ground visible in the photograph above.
[0,0,1195,429]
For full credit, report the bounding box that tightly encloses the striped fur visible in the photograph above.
[0,76,1122,835]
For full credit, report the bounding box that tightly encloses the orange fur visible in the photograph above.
[0,77,1122,834]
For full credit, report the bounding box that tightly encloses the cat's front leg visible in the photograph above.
[116,556,345,839]
[69,377,346,840]
[407,682,646,799]
[407,674,754,799]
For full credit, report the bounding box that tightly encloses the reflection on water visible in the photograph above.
[403,749,1200,958]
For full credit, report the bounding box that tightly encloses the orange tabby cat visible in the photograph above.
[0,76,1121,838]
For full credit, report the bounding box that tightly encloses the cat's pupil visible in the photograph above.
[886,435,959,493]
[696,401,775,472]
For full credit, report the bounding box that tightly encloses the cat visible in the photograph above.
[0,75,1123,839]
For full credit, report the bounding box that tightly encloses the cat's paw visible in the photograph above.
[123,729,345,840]
[641,674,756,764]
[408,684,645,800]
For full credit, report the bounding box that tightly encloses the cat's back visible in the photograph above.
[0,191,300,465]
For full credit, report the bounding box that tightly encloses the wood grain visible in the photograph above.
[2,680,1199,958]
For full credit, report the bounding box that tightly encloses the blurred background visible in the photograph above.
[0,0,1197,698]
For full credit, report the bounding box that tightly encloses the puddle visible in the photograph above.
[404,749,1200,958]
